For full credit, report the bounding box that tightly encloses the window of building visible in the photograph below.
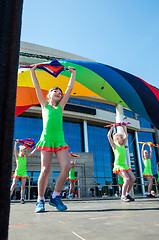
[68,98,116,113]
[63,121,83,152]
[138,116,152,128]
[88,125,113,185]
[124,109,135,118]
[14,116,43,143]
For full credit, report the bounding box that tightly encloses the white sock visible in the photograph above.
[126,192,130,196]
[52,191,60,198]
[38,196,45,202]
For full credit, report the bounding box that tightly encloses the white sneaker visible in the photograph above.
[121,196,130,202]
[68,195,73,199]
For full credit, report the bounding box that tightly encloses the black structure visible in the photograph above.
[0,1,23,239]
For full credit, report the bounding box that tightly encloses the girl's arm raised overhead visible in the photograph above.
[107,125,116,150]
[59,67,76,111]
[148,143,152,160]
[141,143,145,161]
[74,158,77,166]
[122,125,128,146]
[14,140,19,159]
[30,65,47,108]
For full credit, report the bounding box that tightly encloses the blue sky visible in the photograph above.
[21,0,159,87]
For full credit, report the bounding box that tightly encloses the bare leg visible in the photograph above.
[69,181,73,195]
[147,177,153,193]
[38,151,53,197]
[21,178,26,199]
[10,178,18,198]
[69,181,75,194]
[119,172,130,196]
[126,170,136,193]
[72,182,75,195]
[55,149,71,192]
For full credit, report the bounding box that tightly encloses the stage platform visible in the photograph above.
[9,197,159,240]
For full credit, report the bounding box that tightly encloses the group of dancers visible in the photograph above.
[10,65,158,212]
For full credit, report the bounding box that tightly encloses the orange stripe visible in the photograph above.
[16,86,48,106]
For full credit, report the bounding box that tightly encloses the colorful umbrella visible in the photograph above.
[16,59,159,129]
[138,142,159,147]
[69,153,80,157]
[20,59,65,77]
[14,138,36,150]
[105,122,131,128]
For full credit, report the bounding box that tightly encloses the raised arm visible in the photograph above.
[26,148,37,158]
[74,157,77,166]
[107,125,116,150]
[122,125,128,146]
[14,140,19,159]
[30,65,47,108]
[148,143,152,160]
[59,67,76,110]
[141,143,146,161]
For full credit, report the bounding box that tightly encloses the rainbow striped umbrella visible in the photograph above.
[16,59,159,129]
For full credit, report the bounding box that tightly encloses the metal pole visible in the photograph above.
[28,177,31,200]
[134,131,145,195]
[83,120,89,152]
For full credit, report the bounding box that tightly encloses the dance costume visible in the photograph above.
[13,156,28,179]
[36,104,69,151]
[118,174,124,186]
[143,158,153,178]
[113,145,131,174]
[67,168,78,182]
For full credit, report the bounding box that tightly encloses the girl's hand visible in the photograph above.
[30,64,37,72]
[15,139,19,143]
[68,67,76,74]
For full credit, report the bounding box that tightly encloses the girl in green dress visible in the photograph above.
[108,125,136,202]
[30,65,76,213]
[142,143,155,198]
[68,157,78,199]
[10,140,36,203]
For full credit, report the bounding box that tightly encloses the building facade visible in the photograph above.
[12,42,159,198]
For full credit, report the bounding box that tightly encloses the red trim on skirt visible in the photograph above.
[36,145,70,152]
[143,175,153,178]
[12,175,29,179]
[67,178,78,182]
[113,168,131,174]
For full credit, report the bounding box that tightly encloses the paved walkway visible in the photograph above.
[9,197,159,240]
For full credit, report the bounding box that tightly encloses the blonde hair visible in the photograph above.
[113,133,123,142]
[47,87,63,101]
[19,145,27,151]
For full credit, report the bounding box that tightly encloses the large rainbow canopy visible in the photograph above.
[16,60,159,129]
